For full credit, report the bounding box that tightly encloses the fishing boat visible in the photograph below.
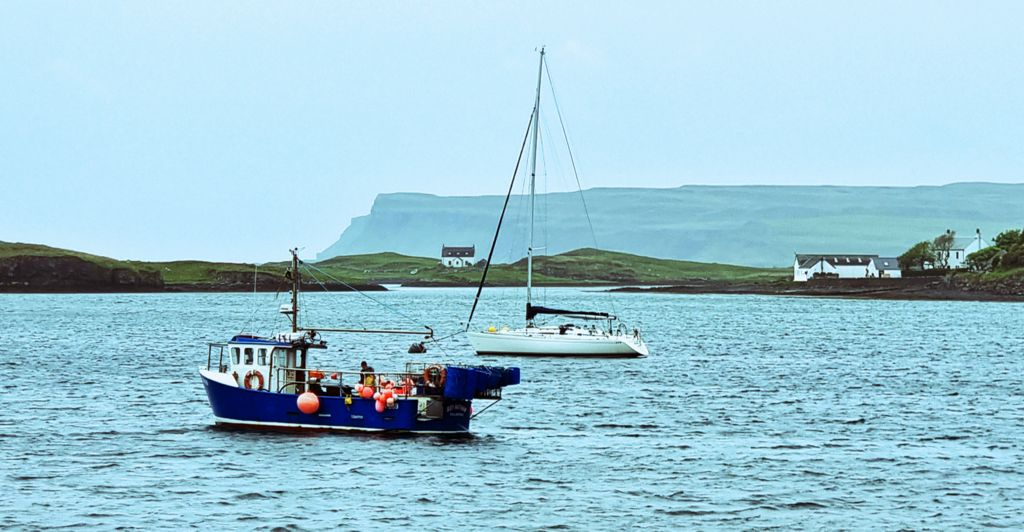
[199,250,520,433]
[465,48,648,358]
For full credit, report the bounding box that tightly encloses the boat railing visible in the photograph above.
[405,361,506,401]
[206,343,227,372]
[272,366,441,398]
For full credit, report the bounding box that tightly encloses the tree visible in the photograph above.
[932,230,956,269]
[898,241,935,271]
[1002,243,1024,269]
[965,246,1003,272]
[993,229,1024,250]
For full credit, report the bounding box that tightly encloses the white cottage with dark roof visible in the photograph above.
[794,254,879,282]
[875,257,902,278]
[941,230,988,269]
[441,245,475,268]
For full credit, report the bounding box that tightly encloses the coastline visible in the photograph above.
[610,277,1024,302]
[0,282,388,294]
[5,279,1023,302]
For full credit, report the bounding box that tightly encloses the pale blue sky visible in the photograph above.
[2,2,1022,262]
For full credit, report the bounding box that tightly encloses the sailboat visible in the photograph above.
[465,48,648,358]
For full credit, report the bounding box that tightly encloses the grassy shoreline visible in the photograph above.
[0,242,786,293]
[5,241,1021,300]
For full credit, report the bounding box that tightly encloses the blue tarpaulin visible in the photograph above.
[443,366,520,400]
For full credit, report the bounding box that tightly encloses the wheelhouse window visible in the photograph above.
[273,349,288,367]
[258,348,268,365]
[232,347,240,365]
[244,348,253,364]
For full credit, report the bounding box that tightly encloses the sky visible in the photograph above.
[2,1,1022,262]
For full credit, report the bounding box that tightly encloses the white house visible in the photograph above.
[940,230,988,269]
[441,245,475,267]
[794,254,879,282]
[875,257,902,279]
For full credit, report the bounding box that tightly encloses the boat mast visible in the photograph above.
[290,248,299,333]
[527,47,544,326]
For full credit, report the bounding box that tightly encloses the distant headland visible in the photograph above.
[319,182,1024,267]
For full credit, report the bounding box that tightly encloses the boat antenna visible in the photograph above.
[290,247,299,333]
[466,110,536,331]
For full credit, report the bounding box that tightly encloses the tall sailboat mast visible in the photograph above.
[526,47,544,325]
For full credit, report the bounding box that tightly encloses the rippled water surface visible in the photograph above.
[1,288,1023,530]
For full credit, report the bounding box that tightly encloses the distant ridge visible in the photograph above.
[318,182,1024,267]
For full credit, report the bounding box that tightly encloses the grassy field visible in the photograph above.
[135,260,287,284]
[309,247,787,285]
[0,241,138,270]
[1,241,787,289]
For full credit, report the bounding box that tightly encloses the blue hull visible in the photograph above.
[201,374,472,433]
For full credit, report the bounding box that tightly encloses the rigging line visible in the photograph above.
[466,109,536,330]
[427,328,465,344]
[300,263,334,327]
[300,263,332,293]
[300,261,424,327]
[504,152,530,265]
[251,264,257,333]
[240,262,272,336]
[543,58,600,251]
[539,118,549,304]
[297,264,332,327]
[544,58,617,314]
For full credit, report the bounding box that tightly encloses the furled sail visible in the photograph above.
[526,303,611,321]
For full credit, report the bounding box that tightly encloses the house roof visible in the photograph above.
[795,254,878,268]
[875,257,900,271]
[441,245,475,258]
[950,236,981,250]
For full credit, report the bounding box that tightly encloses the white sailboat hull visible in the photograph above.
[467,328,648,357]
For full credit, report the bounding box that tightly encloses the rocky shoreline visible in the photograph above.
[610,276,1024,302]
[0,255,386,293]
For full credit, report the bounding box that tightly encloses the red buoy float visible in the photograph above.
[297,392,319,414]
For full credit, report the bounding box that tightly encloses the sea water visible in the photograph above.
[1,288,1021,529]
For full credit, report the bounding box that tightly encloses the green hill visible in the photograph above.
[0,241,785,292]
[0,242,135,269]
[309,248,785,285]
[0,241,163,292]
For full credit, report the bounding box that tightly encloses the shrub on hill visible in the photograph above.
[966,228,1024,272]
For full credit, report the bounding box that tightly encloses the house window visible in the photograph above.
[258,348,267,365]
[232,347,240,364]
[244,348,253,364]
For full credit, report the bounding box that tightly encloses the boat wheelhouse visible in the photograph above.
[199,249,520,433]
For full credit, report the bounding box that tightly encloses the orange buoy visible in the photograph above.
[297,392,319,414]
[359,386,375,399]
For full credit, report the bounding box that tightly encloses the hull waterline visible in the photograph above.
[467,330,647,358]
[200,371,472,433]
